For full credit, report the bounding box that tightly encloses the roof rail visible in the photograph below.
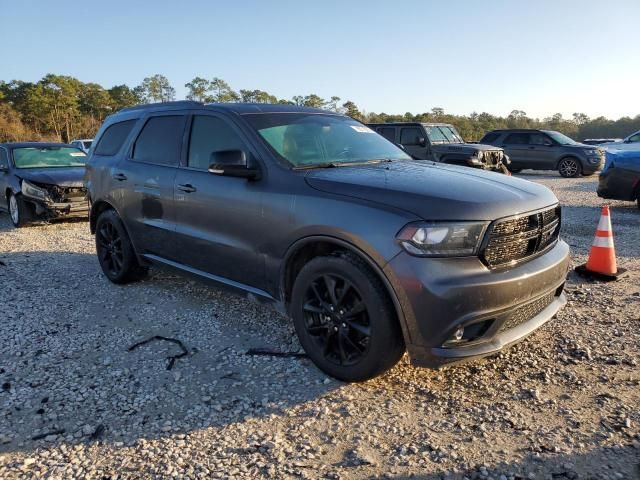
[118,100,203,113]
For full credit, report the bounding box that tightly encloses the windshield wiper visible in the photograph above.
[292,159,393,170]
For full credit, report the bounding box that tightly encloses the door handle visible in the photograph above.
[177,183,197,193]
[112,173,127,181]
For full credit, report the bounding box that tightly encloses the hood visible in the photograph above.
[15,167,86,187]
[304,160,558,221]
[431,142,503,154]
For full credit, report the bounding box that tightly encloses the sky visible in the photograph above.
[1,0,639,120]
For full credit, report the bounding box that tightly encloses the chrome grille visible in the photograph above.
[483,205,561,268]
[499,291,555,333]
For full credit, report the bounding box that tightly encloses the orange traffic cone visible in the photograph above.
[575,206,626,280]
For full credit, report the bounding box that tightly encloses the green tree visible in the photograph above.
[210,78,240,103]
[137,74,175,103]
[108,85,140,110]
[342,100,362,120]
[185,77,211,102]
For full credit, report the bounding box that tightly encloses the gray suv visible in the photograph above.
[480,129,604,177]
[86,102,569,381]
[368,122,509,173]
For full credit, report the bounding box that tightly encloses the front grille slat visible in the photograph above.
[483,206,561,268]
[499,291,556,333]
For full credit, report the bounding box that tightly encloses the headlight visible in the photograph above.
[584,149,600,156]
[475,151,484,160]
[397,221,489,257]
[21,180,48,200]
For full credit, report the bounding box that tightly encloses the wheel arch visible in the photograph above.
[280,235,410,343]
[90,199,119,234]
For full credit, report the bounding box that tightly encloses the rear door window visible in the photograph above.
[132,116,186,166]
[187,115,247,170]
[94,120,137,156]
[400,127,423,145]
[376,127,396,143]
[481,132,500,144]
[529,133,551,145]
[504,133,529,145]
[0,148,8,169]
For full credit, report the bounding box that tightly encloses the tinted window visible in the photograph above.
[377,127,396,142]
[628,133,640,143]
[504,133,529,145]
[133,116,185,166]
[400,127,423,145]
[188,116,246,170]
[0,148,8,168]
[481,132,500,144]
[529,133,551,145]
[94,120,137,156]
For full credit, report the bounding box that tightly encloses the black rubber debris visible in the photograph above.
[246,348,308,358]
[127,335,189,370]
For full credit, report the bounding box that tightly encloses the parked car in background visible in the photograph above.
[70,138,93,153]
[582,138,622,145]
[600,130,640,151]
[367,122,509,173]
[480,129,604,177]
[0,143,89,227]
[597,149,640,209]
[86,101,569,382]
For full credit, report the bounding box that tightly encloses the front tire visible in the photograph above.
[558,157,581,178]
[95,209,148,284]
[290,253,405,382]
[8,193,31,228]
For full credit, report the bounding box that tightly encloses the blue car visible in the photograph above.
[597,149,640,209]
[0,142,89,227]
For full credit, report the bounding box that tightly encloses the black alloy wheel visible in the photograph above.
[97,220,124,278]
[95,209,148,284]
[302,273,371,366]
[291,253,405,382]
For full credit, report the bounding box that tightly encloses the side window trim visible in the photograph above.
[127,112,189,167]
[180,111,261,171]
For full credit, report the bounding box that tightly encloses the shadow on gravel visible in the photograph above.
[382,444,640,479]
[0,249,339,455]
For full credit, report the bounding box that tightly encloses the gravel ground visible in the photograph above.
[0,172,638,480]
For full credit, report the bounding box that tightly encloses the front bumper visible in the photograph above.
[597,166,639,201]
[583,157,604,174]
[25,197,89,219]
[384,239,570,368]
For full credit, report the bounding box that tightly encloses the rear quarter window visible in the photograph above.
[94,120,137,156]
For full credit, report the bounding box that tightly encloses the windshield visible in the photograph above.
[544,131,578,146]
[424,125,464,144]
[12,147,87,169]
[244,113,411,167]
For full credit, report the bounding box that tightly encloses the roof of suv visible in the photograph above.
[367,122,454,127]
[116,101,332,116]
[486,129,549,134]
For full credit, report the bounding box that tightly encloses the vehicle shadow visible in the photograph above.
[380,444,640,479]
[0,249,340,455]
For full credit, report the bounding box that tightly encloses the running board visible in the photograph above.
[142,254,275,302]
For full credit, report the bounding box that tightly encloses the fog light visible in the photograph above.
[453,327,464,341]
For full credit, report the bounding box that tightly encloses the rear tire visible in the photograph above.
[8,193,31,228]
[290,252,405,382]
[558,157,581,178]
[95,209,148,284]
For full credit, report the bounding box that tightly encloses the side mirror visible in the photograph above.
[544,142,554,147]
[208,150,260,180]
[418,137,427,147]
[0,165,8,173]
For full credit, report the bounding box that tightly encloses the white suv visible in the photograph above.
[70,139,93,153]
